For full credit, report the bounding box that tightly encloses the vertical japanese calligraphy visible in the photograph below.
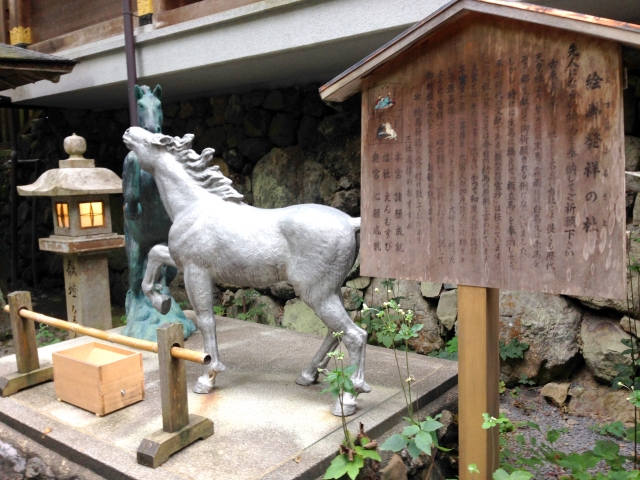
[360,14,625,299]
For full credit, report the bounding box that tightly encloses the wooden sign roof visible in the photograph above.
[320,0,640,103]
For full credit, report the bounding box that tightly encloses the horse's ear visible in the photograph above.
[134,85,143,100]
[153,85,162,100]
[151,133,172,146]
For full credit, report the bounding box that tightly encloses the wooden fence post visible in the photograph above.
[458,286,500,480]
[137,322,213,468]
[0,291,53,397]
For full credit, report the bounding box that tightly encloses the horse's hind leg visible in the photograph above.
[142,244,174,314]
[296,330,339,386]
[183,264,226,394]
[304,293,368,416]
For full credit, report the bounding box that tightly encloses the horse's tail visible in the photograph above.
[350,217,361,261]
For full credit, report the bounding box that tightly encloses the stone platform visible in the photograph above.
[0,317,457,480]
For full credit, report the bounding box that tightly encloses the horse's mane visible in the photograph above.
[158,134,244,202]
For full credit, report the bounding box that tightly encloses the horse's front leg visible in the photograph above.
[141,244,175,314]
[183,264,225,394]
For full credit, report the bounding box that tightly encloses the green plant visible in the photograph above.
[485,413,640,478]
[428,336,459,360]
[359,280,450,467]
[177,300,190,310]
[499,339,529,362]
[499,381,507,394]
[517,374,535,386]
[589,421,626,439]
[381,415,448,459]
[468,463,480,475]
[612,338,640,391]
[36,324,61,346]
[232,289,265,322]
[492,469,533,480]
[322,332,380,480]
[214,305,225,316]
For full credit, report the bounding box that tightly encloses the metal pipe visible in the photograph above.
[123,0,138,127]
[30,160,38,290]
[8,108,18,290]
[2,305,211,365]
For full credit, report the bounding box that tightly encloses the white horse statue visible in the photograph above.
[123,127,369,415]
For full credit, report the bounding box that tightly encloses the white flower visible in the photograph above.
[387,289,392,293]
[374,288,379,292]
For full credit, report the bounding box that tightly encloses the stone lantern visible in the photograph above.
[17,133,125,331]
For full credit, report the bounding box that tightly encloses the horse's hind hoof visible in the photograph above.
[332,401,357,417]
[359,382,372,394]
[295,372,317,386]
[192,382,214,394]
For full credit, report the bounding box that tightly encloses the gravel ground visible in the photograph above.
[500,386,639,477]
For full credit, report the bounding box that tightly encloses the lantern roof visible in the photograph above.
[17,133,122,197]
[320,0,640,102]
[17,167,122,197]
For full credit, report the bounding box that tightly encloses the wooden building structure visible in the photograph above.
[321,0,640,477]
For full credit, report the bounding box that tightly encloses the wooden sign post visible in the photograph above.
[458,286,500,476]
[320,0,640,477]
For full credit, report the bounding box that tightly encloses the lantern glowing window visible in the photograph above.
[55,203,69,228]
[78,202,104,228]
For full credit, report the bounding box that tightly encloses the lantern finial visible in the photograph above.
[60,133,94,168]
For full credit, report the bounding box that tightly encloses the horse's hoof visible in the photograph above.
[295,372,317,386]
[159,295,171,315]
[359,382,372,394]
[332,400,357,417]
[192,382,214,394]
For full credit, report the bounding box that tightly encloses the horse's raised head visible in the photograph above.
[123,127,195,172]
[134,84,163,133]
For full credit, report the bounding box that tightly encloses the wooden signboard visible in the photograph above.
[360,12,626,299]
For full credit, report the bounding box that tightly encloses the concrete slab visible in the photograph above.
[0,317,457,480]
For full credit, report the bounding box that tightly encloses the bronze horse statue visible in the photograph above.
[122,85,196,341]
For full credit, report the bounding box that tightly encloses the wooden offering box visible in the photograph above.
[53,342,145,416]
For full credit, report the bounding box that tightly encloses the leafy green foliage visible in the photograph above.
[428,336,459,360]
[486,414,640,478]
[499,339,529,361]
[321,363,357,399]
[499,381,507,394]
[380,415,448,459]
[590,421,626,439]
[517,374,536,386]
[468,463,480,474]
[321,334,380,480]
[231,289,266,322]
[493,468,533,480]
[612,338,640,390]
[36,324,61,346]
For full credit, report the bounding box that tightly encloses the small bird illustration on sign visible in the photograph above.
[374,93,396,111]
